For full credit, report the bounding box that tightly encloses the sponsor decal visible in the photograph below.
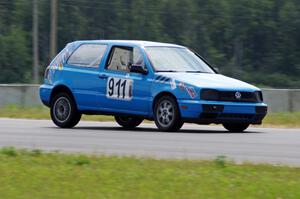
[47,43,77,83]
[58,63,63,70]
[155,75,170,84]
[51,43,76,71]
[106,77,133,101]
[186,87,197,99]
[178,82,185,91]
[62,47,71,63]
[170,78,176,90]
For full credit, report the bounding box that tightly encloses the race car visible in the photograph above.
[40,40,267,132]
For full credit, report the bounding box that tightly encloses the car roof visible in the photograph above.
[68,40,185,48]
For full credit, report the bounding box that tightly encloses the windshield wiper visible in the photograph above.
[156,70,180,72]
[185,71,210,73]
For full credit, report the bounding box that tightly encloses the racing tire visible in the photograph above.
[154,95,184,132]
[114,115,143,129]
[222,123,250,132]
[50,92,81,128]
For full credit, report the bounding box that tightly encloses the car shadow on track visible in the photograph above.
[69,126,262,134]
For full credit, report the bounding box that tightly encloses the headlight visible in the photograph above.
[254,91,263,102]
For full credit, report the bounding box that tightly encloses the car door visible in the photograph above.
[62,43,108,110]
[98,45,152,116]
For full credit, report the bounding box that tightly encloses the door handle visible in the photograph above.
[98,73,108,79]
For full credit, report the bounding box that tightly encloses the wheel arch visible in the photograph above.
[152,91,178,112]
[50,85,77,105]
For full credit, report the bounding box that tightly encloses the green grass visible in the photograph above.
[263,112,300,128]
[0,105,113,121]
[0,105,300,127]
[0,147,299,199]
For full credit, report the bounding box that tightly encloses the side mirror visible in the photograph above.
[130,65,148,75]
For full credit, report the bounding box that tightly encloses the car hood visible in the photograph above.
[157,72,259,91]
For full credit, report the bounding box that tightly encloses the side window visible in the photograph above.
[106,46,144,72]
[133,48,145,66]
[67,44,107,67]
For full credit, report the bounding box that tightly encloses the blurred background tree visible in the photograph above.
[0,0,299,87]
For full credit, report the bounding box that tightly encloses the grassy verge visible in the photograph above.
[0,147,299,199]
[0,105,300,127]
[0,105,113,121]
[262,112,300,128]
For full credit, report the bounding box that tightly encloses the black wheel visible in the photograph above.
[222,123,250,132]
[154,95,184,132]
[50,92,81,128]
[114,115,143,129]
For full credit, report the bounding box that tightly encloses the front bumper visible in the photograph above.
[178,100,268,124]
[197,104,267,124]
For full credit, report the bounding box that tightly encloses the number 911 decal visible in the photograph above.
[106,77,133,100]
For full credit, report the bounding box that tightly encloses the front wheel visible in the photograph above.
[50,93,81,128]
[222,123,250,132]
[154,95,184,132]
[114,115,143,129]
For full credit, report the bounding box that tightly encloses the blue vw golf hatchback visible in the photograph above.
[40,40,267,132]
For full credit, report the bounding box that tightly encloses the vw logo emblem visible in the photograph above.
[235,92,242,99]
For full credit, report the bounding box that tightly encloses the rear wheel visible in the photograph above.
[222,123,250,132]
[50,93,81,128]
[154,95,184,132]
[114,115,143,129]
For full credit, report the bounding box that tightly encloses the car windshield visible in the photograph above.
[145,47,215,73]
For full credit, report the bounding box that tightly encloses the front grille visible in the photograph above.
[201,89,263,103]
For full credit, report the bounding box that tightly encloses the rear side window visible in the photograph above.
[67,44,107,67]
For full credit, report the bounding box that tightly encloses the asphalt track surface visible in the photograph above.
[0,118,299,166]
